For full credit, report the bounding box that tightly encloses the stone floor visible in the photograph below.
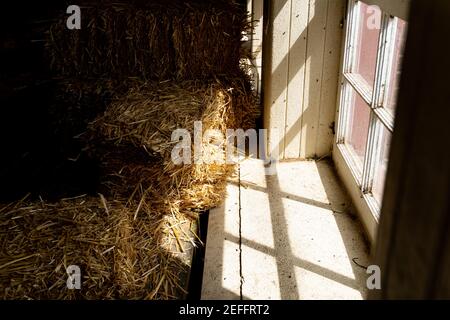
[201,158,370,300]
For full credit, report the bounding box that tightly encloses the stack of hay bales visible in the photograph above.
[0,0,259,299]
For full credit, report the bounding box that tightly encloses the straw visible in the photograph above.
[0,195,194,299]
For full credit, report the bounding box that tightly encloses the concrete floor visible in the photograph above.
[201,158,370,300]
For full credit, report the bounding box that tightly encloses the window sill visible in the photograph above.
[333,143,380,249]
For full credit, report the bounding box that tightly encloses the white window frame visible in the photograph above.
[333,0,409,246]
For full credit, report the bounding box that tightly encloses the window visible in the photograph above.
[335,0,408,219]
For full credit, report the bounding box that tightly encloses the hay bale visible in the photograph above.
[85,80,244,215]
[99,160,235,218]
[0,194,194,299]
[47,3,174,79]
[171,2,247,79]
[88,81,228,157]
[88,79,257,159]
[45,0,249,81]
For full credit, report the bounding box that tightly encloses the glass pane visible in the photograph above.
[345,84,371,168]
[372,125,392,205]
[386,18,408,115]
[352,2,381,88]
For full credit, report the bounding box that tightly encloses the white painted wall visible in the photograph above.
[263,0,346,160]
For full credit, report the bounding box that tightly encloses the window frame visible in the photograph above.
[333,0,409,245]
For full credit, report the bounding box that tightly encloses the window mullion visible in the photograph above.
[337,0,358,143]
[337,83,348,143]
[361,12,389,194]
[345,0,359,73]
[343,73,372,104]
[373,106,394,132]
[384,17,397,108]
[362,114,382,192]
[373,13,390,108]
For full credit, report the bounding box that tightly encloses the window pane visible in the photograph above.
[386,18,408,115]
[345,84,371,168]
[372,125,392,205]
[352,2,381,88]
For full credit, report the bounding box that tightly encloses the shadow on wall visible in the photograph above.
[263,0,345,159]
